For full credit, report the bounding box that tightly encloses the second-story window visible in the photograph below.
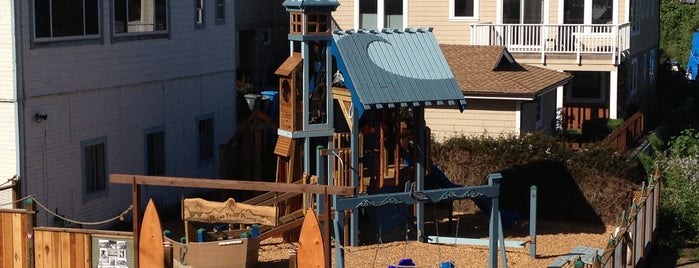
[113,0,168,35]
[33,0,100,42]
[215,0,225,24]
[358,0,404,29]
[450,0,478,21]
[195,0,205,28]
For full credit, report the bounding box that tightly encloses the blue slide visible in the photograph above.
[430,165,519,228]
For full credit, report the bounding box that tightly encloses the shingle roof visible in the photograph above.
[440,45,572,99]
[331,28,467,117]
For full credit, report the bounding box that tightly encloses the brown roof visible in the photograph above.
[274,53,303,77]
[440,45,572,99]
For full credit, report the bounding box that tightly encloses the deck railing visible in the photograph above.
[471,23,631,65]
[603,111,645,153]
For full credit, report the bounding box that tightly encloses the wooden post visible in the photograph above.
[25,198,35,268]
[132,177,141,268]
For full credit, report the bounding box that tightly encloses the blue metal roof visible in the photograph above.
[282,0,340,10]
[330,28,466,117]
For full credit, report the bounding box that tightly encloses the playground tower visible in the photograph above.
[275,0,338,185]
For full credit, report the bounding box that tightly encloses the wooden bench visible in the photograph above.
[548,245,604,268]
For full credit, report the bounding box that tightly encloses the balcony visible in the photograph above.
[471,23,631,65]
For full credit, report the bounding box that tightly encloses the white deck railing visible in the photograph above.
[471,23,631,65]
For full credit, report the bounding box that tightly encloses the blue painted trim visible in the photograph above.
[335,185,498,211]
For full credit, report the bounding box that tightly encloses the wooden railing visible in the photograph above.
[603,112,645,153]
[563,106,610,131]
[471,23,631,65]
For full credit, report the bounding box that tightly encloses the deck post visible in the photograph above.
[132,177,141,268]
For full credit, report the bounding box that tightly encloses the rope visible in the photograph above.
[1,195,132,226]
[0,175,17,188]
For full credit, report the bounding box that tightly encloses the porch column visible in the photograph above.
[556,85,563,110]
[609,70,618,119]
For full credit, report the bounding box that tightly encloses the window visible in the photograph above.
[384,0,403,29]
[649,49,656,83]
[198,117,214,161]
[566,71,608,103]
[630,58,638,95]
[359,0,404,29]
[630,0,639,35]
[195,0,205,28]
[450,0,478,20]
[359,0,377,29]
[291,12,303,34]
[83,138,107,196]
[33,0,100,41]
[113,0,168,35]
[535,95,543,127]
[146,130,165,175]
[215,0,225,24]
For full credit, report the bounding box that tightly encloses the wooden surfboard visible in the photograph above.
[297,208,325,268]
[140,199,165,268]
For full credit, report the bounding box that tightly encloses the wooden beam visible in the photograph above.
[110,174,355,196]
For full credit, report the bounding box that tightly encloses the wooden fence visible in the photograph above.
[0,205,133,268]
[563,105,610,131]
[603,111,645,153]
[598,165,660,268]
[598,176,659,267]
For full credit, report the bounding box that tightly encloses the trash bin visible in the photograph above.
[260,91,279,117]
[244,94,260,111]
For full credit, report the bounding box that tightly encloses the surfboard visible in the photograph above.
[297,208,325,268]
[140,199,165,268]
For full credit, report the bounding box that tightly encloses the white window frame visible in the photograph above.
[112,0,169,38]
[355,0,408,29]
[31,0,102,43]
[195,0,205,29]
[450,0,479,21]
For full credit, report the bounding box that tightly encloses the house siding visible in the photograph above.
[0,0,15,208]
[15,0,237,226]
[425,99,517,140]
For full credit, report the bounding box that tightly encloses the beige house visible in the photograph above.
[332,0,657,134]
[428,45,572,139]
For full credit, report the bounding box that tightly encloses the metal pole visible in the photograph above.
[316,145,325,216]
[530,185,537,258]
[488,173,501,268]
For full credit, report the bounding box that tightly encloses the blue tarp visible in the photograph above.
[686,32,699,80]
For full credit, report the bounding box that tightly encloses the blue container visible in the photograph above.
[251,224,259,238]
[439,261,454,268]
[260,91,279,117]
[197,228,206,242]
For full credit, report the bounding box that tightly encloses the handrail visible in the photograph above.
[470,23,631,64]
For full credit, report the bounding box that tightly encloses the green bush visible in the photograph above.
[607,119,624,132]
[652,128,699,248]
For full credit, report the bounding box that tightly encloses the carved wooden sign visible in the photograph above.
[183,198,277,226]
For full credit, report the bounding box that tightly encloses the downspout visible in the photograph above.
[12,0,26,201]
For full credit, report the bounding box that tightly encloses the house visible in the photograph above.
[331,0,658,134]
[429,45,572,139]
[0,0,238,227]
